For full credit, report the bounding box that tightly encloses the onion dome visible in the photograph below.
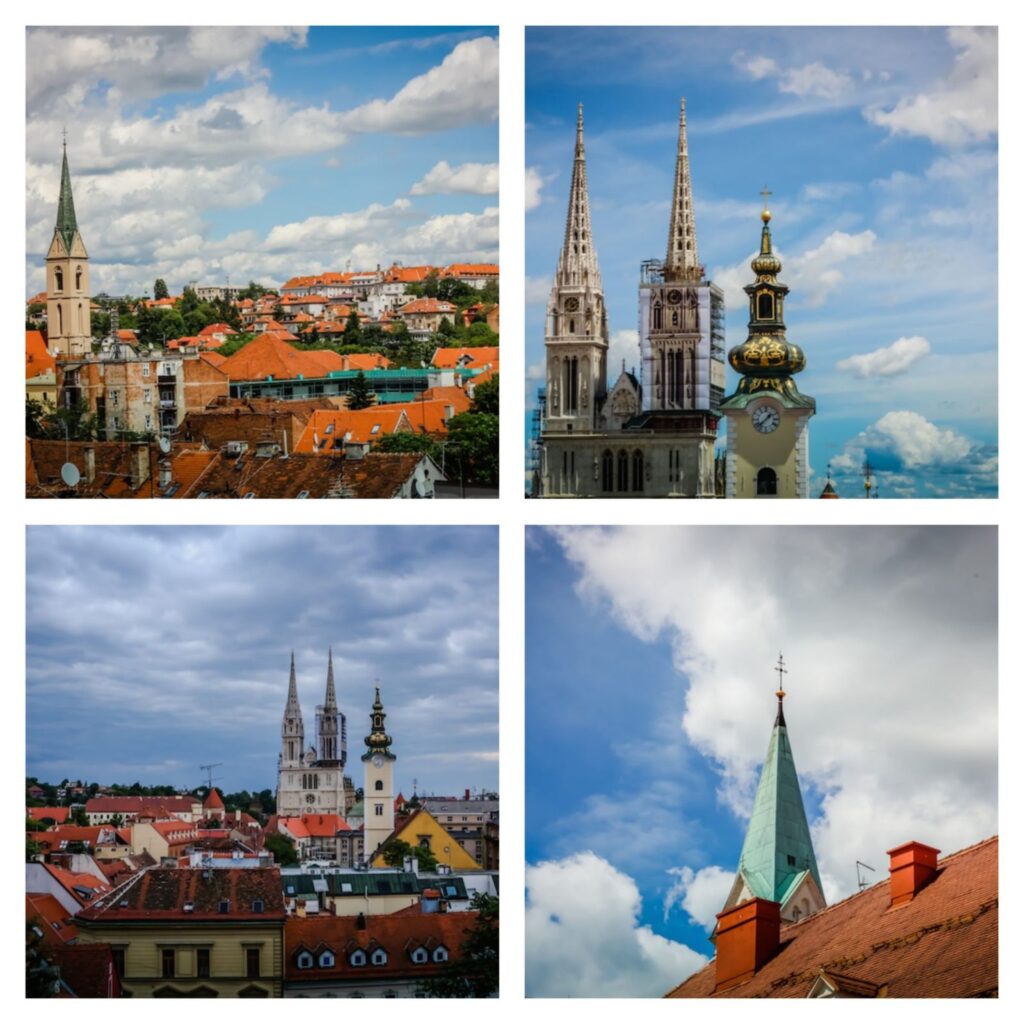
[750,209,782,276]
[364,686,393,754]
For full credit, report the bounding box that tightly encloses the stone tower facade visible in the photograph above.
[361,688,396,861]
[720,204,816,499]
[45,143,92,358]
[276,653,352,819]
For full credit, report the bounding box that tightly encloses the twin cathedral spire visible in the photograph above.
[279,650,347,769]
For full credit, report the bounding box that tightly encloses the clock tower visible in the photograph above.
[720,200,816,498]
[361,687,396,862]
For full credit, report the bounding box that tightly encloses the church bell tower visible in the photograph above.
[720,198,816,498]
[45,141,91,358]
[361,687,396,861]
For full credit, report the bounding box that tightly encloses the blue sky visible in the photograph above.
[26,526,498,799]
[26,27,498,297]
[525,526,997,997]
[526,27,997,498]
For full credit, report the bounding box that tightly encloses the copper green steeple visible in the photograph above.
[727,655,824,917]
[54,142,80,254]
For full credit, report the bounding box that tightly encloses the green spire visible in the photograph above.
[55,143,79,253]
[735,657,823,905]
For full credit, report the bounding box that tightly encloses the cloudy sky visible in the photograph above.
[526,27,997,497]
[26,26,498,298]
[26,526,498,798]
[526,526,997,997]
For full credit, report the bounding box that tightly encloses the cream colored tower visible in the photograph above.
[45,143,92,358]
[361,687,396,861]
[720,203,815,498]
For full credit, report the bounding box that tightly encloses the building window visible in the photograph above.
[297,951,314,970]
[319,950,335,968]
[55,268,64,292]
[433,947,449,963]
[601,449,613,492]
[757,467,778,496]
[142,365,150,377]
[375,803,383,816]
[411,948,428,964]
[246,948,261,978]
[375,780,383,791]
[144,389,151,404]
[350,950,367,967]
[371,948,388,966]
[196,948,210,978]
[631,449,644,492]
[161,949,175,979]
[76,267,83,290]
[757,292,774,319]
[112,947,126,978]
[616,449,628,492]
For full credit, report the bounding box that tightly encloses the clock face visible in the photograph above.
[372,755,384,768]
[564,297,580,313]
[666,289,683,305]
[752,405,781,433]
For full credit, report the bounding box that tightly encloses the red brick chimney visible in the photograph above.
[887,841,940,907]
[714,897,781,992]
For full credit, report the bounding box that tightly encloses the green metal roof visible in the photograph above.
[55,145,79,253]
[736,708,823,903]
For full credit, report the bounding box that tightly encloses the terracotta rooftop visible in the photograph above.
[46,944,122,997]
[86,796,196,813]
[76,868,286,923]
[217,333,350,381]
[399,297,458,315]
[203,788,225,810]
[430,346,500,370]
[44,863,112,906]
[294,407,411,453]
[27,807,72,824]
[284,910,481,983]
[666,835,998,999]
[26,330,55,379]
[443,263,499,276]
[26,893,78,946]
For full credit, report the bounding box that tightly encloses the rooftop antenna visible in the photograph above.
[200,762,223,792]
[856,860,876,891]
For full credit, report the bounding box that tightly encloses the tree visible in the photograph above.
[28,398,100,442]
[419,893,498,997]
[479,278,499,305]
[153,278,169,300]
[26,816,48,833]
[26,920,58,997]
[347,370,376,410]
[110,813,124,828]
[380,838,438,872]
[70,808,89,827]
[375,433,441,462]
[263,831,298,867]
[446,412,499,488]
[470,374,499,416]
[90,311,111,339]
[436,316,457,339]
[342,310,362,344]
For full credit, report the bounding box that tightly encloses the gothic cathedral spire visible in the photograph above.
[556,104,602,290]
[664,99,701,283]
[721,655,826,924]
[280,651,304,767]
[45,139,91,358]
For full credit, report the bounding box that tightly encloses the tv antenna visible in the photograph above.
[200,762,223,792]
[856,860,876,891]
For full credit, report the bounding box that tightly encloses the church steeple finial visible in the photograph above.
[664,98,701,282]
[774,651,788,726]
[365,685,393,754]
[324,647,337,710]
[556,102,601,289]
[286,651,300,709]
[54,140,80,254]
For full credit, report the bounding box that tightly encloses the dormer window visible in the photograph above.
[432,946,449,963]
[411,947,428,964]
[350,949,367,967]
[319,950,335,968]
[371,948,388,966]
[252,900,264,912]
[297,951,314,969]
[218,899,230,914]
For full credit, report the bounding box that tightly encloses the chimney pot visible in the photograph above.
[83,445,96,483]
[129,441,149,491]
[714,898,781,992]
[887,841,940,907]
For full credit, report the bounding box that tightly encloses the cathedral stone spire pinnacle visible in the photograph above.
[556,102,601,290]
[664,98,701,283]
[324,647,337,710]
[54,141,80,254]
[285,651,301,712]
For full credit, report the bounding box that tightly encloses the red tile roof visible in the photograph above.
[44,863,112,906]
[284,910,482,983]
[26,893,78,946]
[443,263,499,276]
[27,807,72,824]
[198,323,237,336]
[294,408,411,453]
[203,788,225,810]
[77,868,286,923]
[86,796,197,814]
[217,333,349,382]
[399,297,458,315]
[430,346,500,370]
[667,835,998,999]
[26,330,55,378]
[27,290,48,305]
[384,264,435,283]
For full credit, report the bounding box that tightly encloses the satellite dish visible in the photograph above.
[158,436,171,453]
[60,462,81,488]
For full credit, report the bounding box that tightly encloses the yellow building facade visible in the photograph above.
[370,808,482,871]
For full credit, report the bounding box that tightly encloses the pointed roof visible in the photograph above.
[555,104,601,290]
[734,673,823,905]
[285,652,302,714]
[324,648,337,710]
[203,787,225,810]
[665,99,701,282]
[54,143,80,253]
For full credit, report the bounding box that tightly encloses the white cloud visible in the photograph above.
[410,160,498,196]
[525,166,547,211]
[836,410,973,468]
[664,865,733,930]
[836,335,931,378]
[340,36,498,134]
[609,329,640,376]
[733,52,852,98]
[864,27,997,146]
[547,526,997,902]
[526,852,706,997]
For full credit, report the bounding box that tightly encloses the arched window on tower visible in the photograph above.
[653,304,663,330]
[631,450,644,492]
[375,780,383,791]
[601,449,613,492]
[616,450,628,492]
[757,467,778,496]
[54,268,63,292]
[757,292,774,319]
[57,305,63,334]
[76,266,83,290]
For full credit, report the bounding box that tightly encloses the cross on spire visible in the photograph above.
[760,185,772,207]
[775,652,787,698]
